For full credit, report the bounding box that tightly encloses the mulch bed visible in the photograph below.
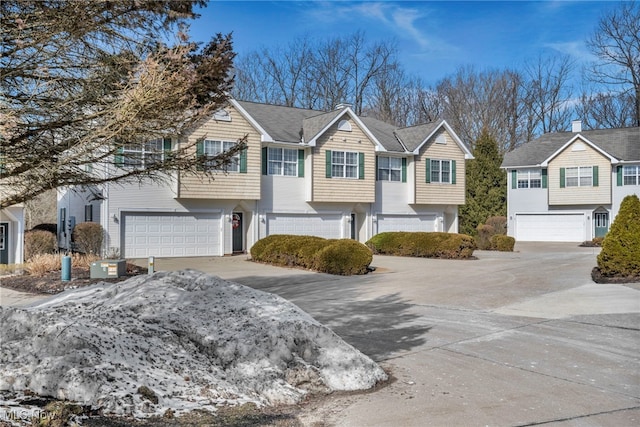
[1,265,147,295]
[591,267,640,285]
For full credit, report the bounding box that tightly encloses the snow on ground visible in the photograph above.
[0,270,387,418]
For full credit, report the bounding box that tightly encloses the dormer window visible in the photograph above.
[337,120,352,132]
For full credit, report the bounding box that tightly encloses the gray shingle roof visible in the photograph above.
[359,116,406,152]
[396,122,441,152]
[501,127,640,167]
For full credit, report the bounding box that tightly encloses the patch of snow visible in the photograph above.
[0,270,387,418]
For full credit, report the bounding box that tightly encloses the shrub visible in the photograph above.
[32,223,57,234]
[72,222,104,255]
[490,234,515,252]
[25,253,99,276]
[485,216,507,235]
[475,224,495,250]
[251,235,372,275]
[597,195,640,277]
[24,229,57,260]
[366,232,476,259]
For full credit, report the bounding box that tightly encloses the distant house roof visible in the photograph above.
[233,99,472,156]
[502,127,640,168]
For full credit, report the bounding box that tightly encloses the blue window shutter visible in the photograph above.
[592,165,598,187]
[542,169,547,188]
[262,147,268,175]
[298,149,304,177]
[512,170,517,189]
[325,150,332,178]
[359,152,365,180]
[451,160,457,184]
[617,165,623,186]
[239,148,247,173]
[196,141,204,171]
[560,167,565,188]
[401,158,407,183]
[425,158,431,183]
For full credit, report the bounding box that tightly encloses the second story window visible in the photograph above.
[377,156,403,182]
[430,159,451,183]
[268,147,298,176]
[623,165,639,185]
[564,166,593,187]
[332,150,358,179]
[121,139,165,169]
[202,140,239,172]
[517,169,542,188]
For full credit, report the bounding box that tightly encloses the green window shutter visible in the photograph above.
[297,149,305,177]
[542,169,548,188]
[325,150,332,178]
[451,160,457,184]
[617,165,623,186]
[511,170,517,189]
[163,138,171,152]
[560,167,565,188]
[115,146,124,168]
[375,156,379,181]
[358,152,365,180]
[401,158,407,183]
[196,141,204,171]
[592,165,598,187]
[425,158,431,183]
[239,148,247,173]
[262,147,268,175]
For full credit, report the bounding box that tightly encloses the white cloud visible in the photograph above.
[545,41,596,62]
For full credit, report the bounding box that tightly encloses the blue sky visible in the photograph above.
[189,1,618,86]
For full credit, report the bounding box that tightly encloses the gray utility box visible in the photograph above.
[90,259,126,279]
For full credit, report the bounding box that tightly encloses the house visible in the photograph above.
[0,204,25,265]
[57,99,473,258]
[502,121,639,242]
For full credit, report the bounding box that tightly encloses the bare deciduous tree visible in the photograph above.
[1,0,237,209]
[586,0,640,126]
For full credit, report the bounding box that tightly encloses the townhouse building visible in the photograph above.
[58,99,473,258]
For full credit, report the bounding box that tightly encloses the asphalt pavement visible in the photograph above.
[2,242,639,426]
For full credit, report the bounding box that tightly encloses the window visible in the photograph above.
[268,147,298,176]
[430,159,451,183]
[565,166,593,187]
[337,120,352,132]
[517,169,542,189]
[121,139,165,169]
[377,156,403,182]
[202,140,240,172]
[623,165,639,185]
[332,150,359,178]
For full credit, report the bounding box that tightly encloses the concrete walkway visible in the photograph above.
[2,243,639,426]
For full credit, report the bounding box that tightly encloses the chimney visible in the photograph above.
[335,103,352,110]
[571,120,582,133]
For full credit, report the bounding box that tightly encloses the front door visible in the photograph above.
[594,212,609,238]
[350,213,356,240]
[232,212,243,253]
[0,222,9,264]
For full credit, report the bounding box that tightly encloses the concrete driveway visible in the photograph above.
[140,242,640,426]
[4,243,640,426]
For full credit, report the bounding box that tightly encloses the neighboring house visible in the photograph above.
[58,99,472,258]
[0,203,24,265]
[502,121,639,242]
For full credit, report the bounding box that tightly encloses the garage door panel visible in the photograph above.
[266,214,342,239]
[516,214,584,242]
[123,212,221,258]
[377,214,436,233]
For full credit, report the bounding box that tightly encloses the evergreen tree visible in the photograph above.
[459,129,507,236]
[597,194,640,277]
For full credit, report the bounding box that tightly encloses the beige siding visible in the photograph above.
[311,118,376,203]
[548,139,611,205]
[178,106,261,200]
[414,129,466,205]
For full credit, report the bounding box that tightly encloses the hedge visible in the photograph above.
[250,235,372,275]
[365,232,476,259]
[597,194,640,278]
[490,234,515,252]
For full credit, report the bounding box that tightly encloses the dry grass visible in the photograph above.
[25,253,101,276]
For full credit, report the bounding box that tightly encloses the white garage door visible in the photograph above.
[122,212,221,258]
[515,213,585,242]
[266,213,342,239]
[377,214,437,233]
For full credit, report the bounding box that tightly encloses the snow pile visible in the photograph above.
[0,270,387,417]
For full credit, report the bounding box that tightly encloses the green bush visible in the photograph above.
[490,234,515,252]
[597,195,640,277]
[366,232,476,259]
[24,230,57,260]
[250,235,372,275]
[72,222,104,255]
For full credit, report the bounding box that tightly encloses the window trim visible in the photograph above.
[200,139,241,173]
[562,166,595,188]
[267,147,298,177]
[622,165,639,186]
[377,156,405,182]
[517,169,542,189]
[426,158,456,184]
[325,150,364,180]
